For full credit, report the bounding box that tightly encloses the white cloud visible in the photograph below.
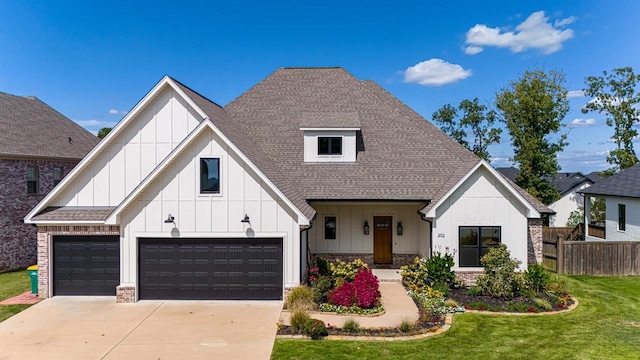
[567,90,585,99]
[568,118,597,128]
[463,46,483,55]
[464,11,575,55]
[403,59,472,86]
[108,109,119,115]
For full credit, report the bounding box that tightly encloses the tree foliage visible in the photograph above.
[432,98,502,161]
[97,127,112,139]
[583,67,640,171]
[496,69,569,205]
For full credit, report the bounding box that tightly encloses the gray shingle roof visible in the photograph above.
[31,207,116,221]
[580,164,640,198]
[0,92,99,159]
[222,67,481,209]
[496,167,599,196]
[299,112,361,128]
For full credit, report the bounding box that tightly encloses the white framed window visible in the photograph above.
[200,158,220,194]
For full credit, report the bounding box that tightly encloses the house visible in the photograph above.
[25,68,551,303]
[581,164,640,241]
[496,167,601,227]
[0,92,98,272]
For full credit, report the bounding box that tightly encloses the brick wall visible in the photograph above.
[37,225,120,299]
[0,158,79,272]
[527,218,543,266]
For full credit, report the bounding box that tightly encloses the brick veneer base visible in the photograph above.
[37,225,120,299]
[312,253,419,268]
[116,286,136,303]
[527,218,543,266]
[455,271,484,286]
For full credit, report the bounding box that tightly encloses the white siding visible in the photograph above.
[50,85,203,207]
[309,202,429,257]
[432,167,529,270]
[118,128,300,292]
[596,196,640,241]
[548,182,591,227]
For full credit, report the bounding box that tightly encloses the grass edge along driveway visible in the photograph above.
[0,269,33,322]
[271,275,640,360]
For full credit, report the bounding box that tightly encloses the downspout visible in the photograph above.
[299,214,317,283]
[418,209,433,258]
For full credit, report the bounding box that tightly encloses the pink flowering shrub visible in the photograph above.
[353,269,381,308]
[328,282,356,307]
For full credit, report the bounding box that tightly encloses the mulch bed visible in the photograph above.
[448,287,574,313]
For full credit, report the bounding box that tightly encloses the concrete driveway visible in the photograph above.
[0,297,283,360]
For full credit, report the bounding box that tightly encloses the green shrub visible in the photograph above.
[444,298,459,307]
[466,286,481,296]
[401,257,430,291]
[290,309,311,334]
[476,244,523,298]
[524,264,551,294]
[330,259,368,282]
[507,303,530,312]
[304,318,328,339]
[286,285,316,311]
[341,318,361,333]
[399,319,414,333]
[425,250,456,286]
[310,276,332,303]
[315,257,331,276]
[533,297,552,311]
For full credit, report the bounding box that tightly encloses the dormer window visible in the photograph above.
[318,137,342,155]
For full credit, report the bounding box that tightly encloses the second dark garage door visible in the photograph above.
[138,238,283,300]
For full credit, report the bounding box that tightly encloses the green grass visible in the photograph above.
[271,276,640,360]
[0,268,33,322]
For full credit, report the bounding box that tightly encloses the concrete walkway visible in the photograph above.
[0,297,282,360]
[0,291,40,305]
[281,272,419,329]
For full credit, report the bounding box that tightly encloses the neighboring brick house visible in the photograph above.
[0,92,98,272]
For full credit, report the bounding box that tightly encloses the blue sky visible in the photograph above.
[1,0,638,173]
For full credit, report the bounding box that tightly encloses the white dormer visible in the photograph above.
[299,112,360,163]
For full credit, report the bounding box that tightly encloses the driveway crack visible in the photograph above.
[100,302,164,359]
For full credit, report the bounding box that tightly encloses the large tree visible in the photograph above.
[583,67,640,171]
[432,98,501,161]
[496,69,569,205]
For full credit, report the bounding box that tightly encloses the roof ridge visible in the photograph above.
[168,76,225,110]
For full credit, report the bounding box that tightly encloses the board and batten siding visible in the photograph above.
[548,182,591,227]
[432,166,529,270]
[51,85,203,207]
[118,128,301,293]
[309,202,430,257]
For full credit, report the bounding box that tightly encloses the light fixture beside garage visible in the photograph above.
[164,214,175,224]
[397,222,403,236]
[241,214,251,224]
[363,221,369,235]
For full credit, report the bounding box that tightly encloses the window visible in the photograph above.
[26,166,38,194]
[459,226,501,267]
[324,216,337,240]
[200,158,220,194]
[618,204,626,231]
[53,167,64,186]
[318,137,342,155]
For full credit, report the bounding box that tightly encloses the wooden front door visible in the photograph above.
[373,216,392,264]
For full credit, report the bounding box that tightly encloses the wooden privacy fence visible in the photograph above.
[543,235,640,275]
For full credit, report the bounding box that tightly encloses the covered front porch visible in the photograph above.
[305,201,431,268]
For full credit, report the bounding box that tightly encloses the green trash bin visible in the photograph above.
[27,265,38,294]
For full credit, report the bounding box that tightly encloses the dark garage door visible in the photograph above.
[139,238,283,300]
[53,235,120,296]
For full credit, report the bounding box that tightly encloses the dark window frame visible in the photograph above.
[27,165,38,194]
[324,216,337,240]
[318,137,342,155]
[53,166,64,186]
[458,226,502,267]
[618,204,626,231]
[199,158,221,194]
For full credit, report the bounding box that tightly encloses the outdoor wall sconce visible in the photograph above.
[241,214,251,223]
[164,214,175,223]
[363,221,370,235]
[397,222,403,236]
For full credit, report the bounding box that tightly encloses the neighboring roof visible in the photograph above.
[500,175,554,214]
[224,67,480,205]
[31,207,115,222]
[496,167,599,196]
[581,164,640,198]
[0,92,98,159]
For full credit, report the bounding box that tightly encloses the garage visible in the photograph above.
[138,238,283,300]
[53,235,120,296]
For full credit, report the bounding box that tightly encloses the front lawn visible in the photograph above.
[271,275,640,359]
[0,268,33,322]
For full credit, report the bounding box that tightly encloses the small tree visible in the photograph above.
[583,67,640,171]
[476,244,522,298]
[566,209,583,227]
[97,127,112,139]
[432,98,502,161]
[496,69,569,205]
